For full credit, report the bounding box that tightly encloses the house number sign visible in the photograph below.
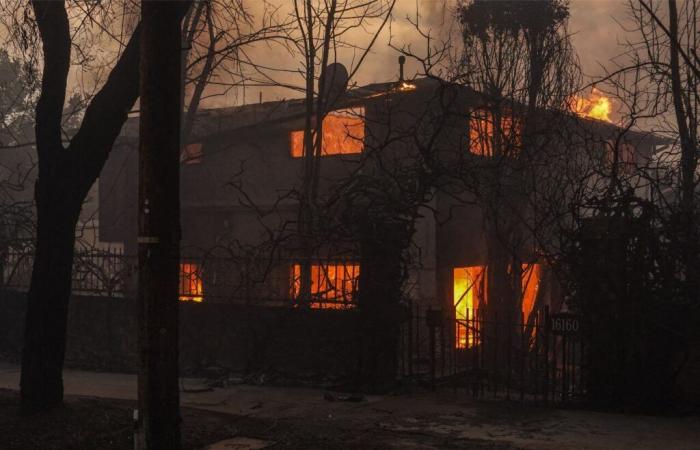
[549,313,581,335]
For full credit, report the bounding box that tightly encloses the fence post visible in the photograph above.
[562,333,568,404]
[520,311,525,402]
[428,308,436,391]
[506,309,512,400]
[493,310,498,397]
[408,297,413,377]
[543,305,550,406]
[415,304,420,376]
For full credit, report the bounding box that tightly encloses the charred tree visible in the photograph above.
[20,1,143,412]
[356,217,413,392]
[458,1,576,374]
[666,0,699,298]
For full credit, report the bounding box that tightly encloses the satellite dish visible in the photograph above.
[320,62,349,107]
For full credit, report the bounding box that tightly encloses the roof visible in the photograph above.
[119,76,668,146]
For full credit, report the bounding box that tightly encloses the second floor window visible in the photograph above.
[469,109,521,157]
[606,140,635,171]
[290,107,365,158]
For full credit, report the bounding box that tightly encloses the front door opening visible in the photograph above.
[453,266,486,349]
[453,263,542,349]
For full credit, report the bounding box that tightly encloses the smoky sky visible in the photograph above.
[222,0,633,107]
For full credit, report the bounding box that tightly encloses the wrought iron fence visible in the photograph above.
[399,304,586,405]
[0,248,362,307]
[2,247,133,297]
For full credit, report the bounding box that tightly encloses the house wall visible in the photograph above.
[97,86,660,318]
[99,90,468,309]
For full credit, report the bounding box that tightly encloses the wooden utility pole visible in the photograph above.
[138,1,184,448]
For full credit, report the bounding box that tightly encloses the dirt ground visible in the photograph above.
[0,389,517,450]
[1,363,700,449]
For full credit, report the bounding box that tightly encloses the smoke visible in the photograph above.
[216,0,632,108]
[568,0,629,79]
[29,0,634,110]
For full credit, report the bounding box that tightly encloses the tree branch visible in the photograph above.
[68,21,142,192]
[31,0,70,166]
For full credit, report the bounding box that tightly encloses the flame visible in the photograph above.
[180,263,203,302]
[292,263,360,309]
[570,88,612,122]
[453,266,486,348]
[521,264,541,321]
[290,108,365,157]
[453,263,542,349]
[398,81,416,91]
[469,109,522,156]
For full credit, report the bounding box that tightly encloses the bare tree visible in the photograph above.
[455,0,579,323]
[0,0,187,413]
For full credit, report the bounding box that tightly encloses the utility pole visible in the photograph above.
[138,1,185,448]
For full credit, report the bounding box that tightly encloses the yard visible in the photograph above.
[0,362,698,449]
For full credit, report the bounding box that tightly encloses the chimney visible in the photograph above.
[398,55,406,83]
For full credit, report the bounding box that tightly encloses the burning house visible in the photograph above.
[93,66,666,380]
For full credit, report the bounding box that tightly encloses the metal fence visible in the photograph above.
[2,248,132,297]
[0,249,362,307]
[399,304,586,405]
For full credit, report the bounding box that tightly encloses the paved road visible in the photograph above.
[1,362,699,449]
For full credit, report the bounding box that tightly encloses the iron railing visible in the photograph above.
[0,249,362,306]
[398,304,586,405]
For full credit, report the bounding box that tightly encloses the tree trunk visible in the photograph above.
[20,182,82,411]
[357,220,409,392]
[668,0,699,297]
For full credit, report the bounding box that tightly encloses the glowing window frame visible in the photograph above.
[290,262,360,309]
[179,262,204,302]
[290,107,365,158]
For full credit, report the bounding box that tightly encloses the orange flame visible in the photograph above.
[570,88,613,123]
[180,263,203,302]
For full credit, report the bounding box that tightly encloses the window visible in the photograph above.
[290,107,365,157]
[605,140,635,172]
[469,109,521,156]
[453,266,487,349]
[453,263,542,349]
[291,262,360,309]
[180,262,203,302]
[181,143,203,164]
[520,263,541,321]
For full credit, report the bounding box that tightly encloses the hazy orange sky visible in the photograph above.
[228,0,632,106]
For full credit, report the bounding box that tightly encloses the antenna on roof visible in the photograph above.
[398,55,406,83]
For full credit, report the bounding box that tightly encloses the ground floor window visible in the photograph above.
[180,262,204,302]
[520,263,541,321]
[453,263,542,348]
[291,262,360,309]
[453,266,487,348]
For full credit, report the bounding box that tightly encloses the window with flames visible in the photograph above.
[290,107,365,157]
[453,263,541,349]
[468,109,521,157]
[290,262,360,309]
[179,262,203,302]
